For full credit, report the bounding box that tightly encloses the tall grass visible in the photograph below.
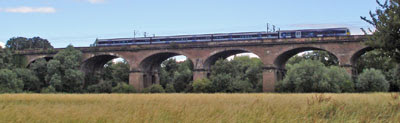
[0,93,399,122]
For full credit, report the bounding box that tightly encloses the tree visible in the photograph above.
[286,51,338,69]
[361,0,400,63]
[6,37,53,50]
[356,68,389,92]
[142,84,165,93]
[30,58,49,88]
[0,69,23,93]
[192,78,212,93]
[159,59,193,92]
[277,60,351,93]
[112,82,136,93]
[45,45,84,93]
[14,68,41,92]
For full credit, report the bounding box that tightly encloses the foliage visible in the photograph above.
[355,49,398,91]
[165,83,176,93]
[192,78,212,93]
[14,68,41,92]
[209,56,263,93]
[142,84,165,93]
[6,37,53,50]
[40,86,56,93]
[361,0,400,63]
[45,45,84,93]
[159,59,193,92]
[356,68,389,92]
[0,69,23,93]
[111,82,136,93]
[87,81,112,93]
[286,50,338,70]
[278,60,353,93]
[0,49,15,69]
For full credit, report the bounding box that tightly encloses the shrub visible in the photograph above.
[325,66,354,92]
[40,86,56,93]
[356,68,389,92]
[0,69,23,93]
[278,60,352,93]
[165,83,176,93]
[192,78,212,93]
[142,84,165,93]
[231,80,254,93]
[112,83,136,93]
[87,81,112,93]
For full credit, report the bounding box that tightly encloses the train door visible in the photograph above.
[295,31,302,38]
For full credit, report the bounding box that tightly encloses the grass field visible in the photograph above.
[0,93,399,123]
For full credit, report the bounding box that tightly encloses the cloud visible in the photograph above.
[87,0,106,4]
[0,7,56,13]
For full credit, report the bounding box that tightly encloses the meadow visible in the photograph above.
[0,93,399,123]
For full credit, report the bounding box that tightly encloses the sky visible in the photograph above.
[0,0,380,48]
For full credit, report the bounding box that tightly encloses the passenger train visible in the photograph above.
[94,28,350,46]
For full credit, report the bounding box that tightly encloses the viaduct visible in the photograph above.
[18,35,369,92]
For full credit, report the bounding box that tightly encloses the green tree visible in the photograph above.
[142,84,165,93]
[356,69,389,92]
[112,82,136,93]
[361,0,400,62]
[159,59,193,92]
[165,83,176,93]
[45,45,84,93]
[0,69,23,93]
[6,37,53,50]
[29,58,49,88]
[278,60,349,93]
[192,78,212,93]
[14,68,41,92]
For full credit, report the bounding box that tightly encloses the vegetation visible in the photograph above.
[356,69,390,92]
[277,60,353,93]
[0,93,399,122]
[6,37,53,50]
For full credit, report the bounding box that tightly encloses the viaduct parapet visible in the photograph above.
[19,35,369,92]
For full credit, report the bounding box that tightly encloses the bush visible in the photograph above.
[231,80,254,93]
[40,86,57,93]
[325,66,354,92]
[87,81,112,93]
[165,83,176,93]
[142,84,165,93]
[112,83,136,93]
[192,78,212,93]
[0,69,23,93]
[356,68,389,92]
[278,60,352,93]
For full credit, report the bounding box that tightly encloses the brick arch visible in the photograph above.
[203,48,264,70]
[137,51,195,88]
[273,46,339,69]
[272,46,340,81]
[80,52,132,75]
[350,47,374,66]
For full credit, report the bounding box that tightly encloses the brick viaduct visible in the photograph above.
[19,35,369,92]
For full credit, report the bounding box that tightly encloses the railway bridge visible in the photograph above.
[19,35,368,92]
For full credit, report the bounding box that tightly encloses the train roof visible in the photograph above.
[96,27,350,42]
[97,31,272,42]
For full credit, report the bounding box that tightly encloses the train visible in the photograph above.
[94,28,350,46]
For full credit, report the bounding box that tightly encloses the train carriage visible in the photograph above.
[94,28,350,46]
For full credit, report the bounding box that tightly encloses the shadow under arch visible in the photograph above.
[273,47,339,80]
[138,52,194,88]
[27,56,53,68]
[204,49,254,70]
[350,46,374,75]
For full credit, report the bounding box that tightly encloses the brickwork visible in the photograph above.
[21,35,368,92]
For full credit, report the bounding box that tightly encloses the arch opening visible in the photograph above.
[274,47,339,81]
[204,49,264,92]
[27,56,53,68]
[139,52,194,91]
[81,54,130,90]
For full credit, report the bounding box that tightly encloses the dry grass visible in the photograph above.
[0,93,399,123]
